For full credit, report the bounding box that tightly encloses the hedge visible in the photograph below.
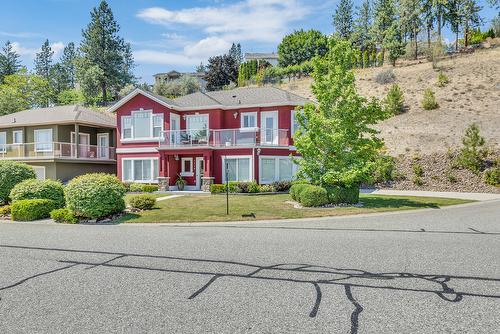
[128,194,156,210]
[11,199,56,221]
[0,161,36,204]
[296,185,329,207]
[10,179,65,208]
[325,185,360,204]
[65,173,126,219]
[50,208,78,224]
[289,183,310,201]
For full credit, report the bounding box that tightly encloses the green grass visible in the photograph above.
[118,193,472,224]
[125,193,171,202]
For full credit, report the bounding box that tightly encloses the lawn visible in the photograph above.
[118,193,472,223]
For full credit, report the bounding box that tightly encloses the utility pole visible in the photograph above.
[225,157,229,215]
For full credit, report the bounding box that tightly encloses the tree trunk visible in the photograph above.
[414,30,418,60]
[101,83,107,105]
[437,10,442,40]
[455,30,459,51]
[464,23,469,47]
[427,25,431,49]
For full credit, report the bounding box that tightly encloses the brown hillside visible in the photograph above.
[280,48,500,155]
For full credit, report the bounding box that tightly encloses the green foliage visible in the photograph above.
[271,180,293,192]
[374,69,395,84]
[57,89,85,105]
[0,161,36,204]
[384,22,404,66]
[209,183,242,193]
[421,88,439,110]
[333,0,354,40]
[235,182,260,193]
[412,163,424,177]
[454,123,488,174]
[11,199,56,221]
[484,168,500,186]
[153,75,200,98]
[65,173,126,219]
[468,28,491,45]
[238,60,259,86]
[377,52,384,66]
[129,183,143,192]
[34,39,54,83]
[210,184,226,193]
[289,184,310,201]
[0,41,21,83]
[141,184,159,193]
[300,185,329,207]
[436,72,449,87]
[263,61,314,83]
[277,29,328,67]
[384,84,405,115]
[412,176,424,186]
[128,194,156,211]
[363,50,369,68]
[370,155,396,184]
[10,179,65,208]
[205,54,238,91]
[258,184,275,193]
[0,205,10,216]
[325,185,359,204]
[293,39,388,189]
[50,208,78,224]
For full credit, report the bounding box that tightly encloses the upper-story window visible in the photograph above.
[241,112,257,128]
[121,110,164,141]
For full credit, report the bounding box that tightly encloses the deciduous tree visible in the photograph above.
[277,30,328,67]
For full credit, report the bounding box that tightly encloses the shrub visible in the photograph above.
[325,185,359,204]
[10,179,65,208]
[374,69,395,84]
[128,194,156,210]
[235,182,259,193]
[227,182,241,193]
[0,161,36,204]
[412,163,424,177]
[484,168,500,186]
[210,184,226,193]
[0,205,11,216]
[259,184,275,193]
[437,72,449,87]
[370,155,396,184]
[141,184,159,193]
[272,180,292,192]
[299,185,329,207]
[129,183,144,192]
[384,84,405,115]
[289,183,310,201]
[454,124,488,174]
[11,199,56,221]
[122,182,132,192]
[412,176,424,186]
[421,88,439,110]
[65,173,126,219]
[377,52,383,66]
[50,208,78,224]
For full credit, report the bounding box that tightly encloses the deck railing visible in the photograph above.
[0,142,116,160]
[159,128,289,148]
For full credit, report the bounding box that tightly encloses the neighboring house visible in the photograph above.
[108,87,309,191]
[0,105,117,181]
[154,70,207,91]
[244,53,279,66]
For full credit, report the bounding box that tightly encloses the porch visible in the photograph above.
[0,142,116,161]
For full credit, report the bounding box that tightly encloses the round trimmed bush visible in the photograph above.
[10,179,65,208]
[299,185,329,207]
[129,183,143,192]
[128,194,156,211]
[50,208,78,224]
[0,161,36,204]
[11,199,56,221]
[289,183,310,201]
[141,184,159,193]
[325,185,359,204]
[65,173,126,219]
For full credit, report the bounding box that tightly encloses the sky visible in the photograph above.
[0,0,497,84]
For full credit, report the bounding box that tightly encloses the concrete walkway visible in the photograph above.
[156,195,184,202]
[361,188,500,201]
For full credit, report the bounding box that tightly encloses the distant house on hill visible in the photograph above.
[154,71,207,91]
[244,53,279,66]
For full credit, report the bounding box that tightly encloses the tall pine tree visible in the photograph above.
[0,41,21,83]
[228,43,243,65]
[333,0,354,40]
[34,39,54,81]
[353,0,373,51]
[61,42,77,88]
[372,0,397,61]
[78,0,134,103]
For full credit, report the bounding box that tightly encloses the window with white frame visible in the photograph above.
[223,156,252,182]
[121,110,164,140]
[259,156,298,184]
[241,112,257,128]
[34,129,53,152]
[0,132,6,153]
[122,158,159,183]
[181,158,193,176]
[12,130,23,144]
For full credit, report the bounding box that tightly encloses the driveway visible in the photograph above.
[0,200,499,333]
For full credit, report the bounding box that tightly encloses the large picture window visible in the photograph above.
[122,158,159,183]
[34,129,53,152]
[222,156,252,182]
[0,132,6,153]
[259,156,298,184]
[121,110,163,141]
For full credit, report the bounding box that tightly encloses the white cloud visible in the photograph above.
[184,37,231,58]
[51,42,65,57]
[133,50,203,66]
[11,41,65,59]
[0,31,42,38]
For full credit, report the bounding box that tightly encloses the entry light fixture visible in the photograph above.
[233,112,238,119]
[182,115,187,120]
[174,154,179,161]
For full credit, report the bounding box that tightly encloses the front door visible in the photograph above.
[97,133,109,159]
[195,157,204,190]
[260,111,278,145]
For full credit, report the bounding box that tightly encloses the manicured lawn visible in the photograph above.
[118,193,472,223]
[125,193,171,202]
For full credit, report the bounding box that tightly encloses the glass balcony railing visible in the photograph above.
[0,142,116,160]
[159,128,289,148]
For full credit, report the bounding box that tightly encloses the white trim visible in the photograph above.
[221,155,253,183]
[120,109,164,142]
[121,157,159,183]
[97,133,110,159]
[180,157,194,177]
[32,166,46,180]
[260,110,278,145]
[186,114,209,132]
[170,113,180,130]
[195,157,204,190]
[34,129,53,153]
[116,147,158,153]
[258,155,299,184]
[240,112,257,128]
[0,132,6,153]
[12,130,23,144]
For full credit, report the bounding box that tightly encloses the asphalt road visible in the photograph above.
[0,200,499,333]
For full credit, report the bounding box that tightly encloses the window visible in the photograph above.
[181,158,193,176]
[241,112,257,128]
[0,132,6,153]
[259,156,298,184]
[223,156,252,182]
[34,129,53,152]
[13,130,23,144]
[121,110,164,141]
[122,158,159,183]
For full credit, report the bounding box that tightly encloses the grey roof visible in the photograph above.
[245,52,279,59]
[173,87,309,108]
[0,105,116,128]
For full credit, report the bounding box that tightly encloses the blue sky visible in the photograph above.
[0,0,497,83]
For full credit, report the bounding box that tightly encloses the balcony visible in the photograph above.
[0,142,116,161]
[159,128,289,149]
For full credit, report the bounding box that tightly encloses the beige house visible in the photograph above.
[0,105,116,181]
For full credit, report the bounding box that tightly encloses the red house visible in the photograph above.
[108,87,309,191]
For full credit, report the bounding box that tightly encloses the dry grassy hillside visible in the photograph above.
[280,47,500,155]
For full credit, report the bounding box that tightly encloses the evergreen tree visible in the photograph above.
[196,62,206,73]
[372,0,397,60]
[333,0,354,40]
[400,0,422,59]
[78,0,134,104]
[61,42,77,88]
[353,0,373,51]
[228,43,243,65]
[384,22,405,65]
[205,54,238,91]
[461,0,482,47]
[0,41,21,83]
[34,39,54,81]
